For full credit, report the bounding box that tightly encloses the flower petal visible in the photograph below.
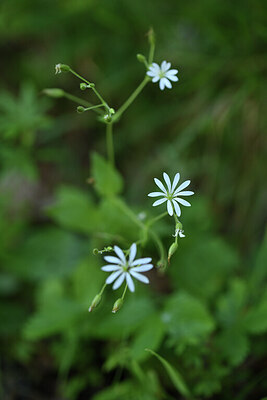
[126,273,135,292]
[148,191,166,197]
[151,62,160,71]
[161,61,171,71]
[177,191,194,196]
[167,200,173,216]
[104,256,123,265]
[174,180,191,194]
[106,270,122,284]
[172,199,181,217]
[112,273,126,290]
[152,198,167,207]
[101,265,121,272]
[159,78,166,90]
[131,264,153,272]
[130,270,149,284]
[171,172,180,192]
[152,76,160,82]
[114,245,126,263]
[163,78,172,89]
[167,75,178,82]
[129,243,137,264]
[163,172,172,192]
[147,70,156,77]
[166,69,178,75]
[174,197,191,207]
[131,257,152,266]
[154,178,167,193]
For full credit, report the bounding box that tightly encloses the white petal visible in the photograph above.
[106,270,122,284]
[101,265,121,272]
[151,62,160,71]
[174,180,191,194]
[130,270,149,284]
[114,246,126,263]
[179,232,185,238]
[159,78,166,91]
[174,198,191,207]
[177,190,194,196]
[154,178,167,193]
[161,61,171,71]
[148,191,166,197]
[152,75,160,83]
[104,256,123,265]
[112,273,126,290]
[152,198,167,207]
[172,199,181,217]
[164,78,172,89]
[126,273,135,292]
[129,243,137,264]
[167,75,178,82]
[131,257,152,266]
[167,200,173,216]
[163,172,172,192]
[147,70,156,77]
[166,69,178,75]
[131,264,153,272]
[171,173,180,192]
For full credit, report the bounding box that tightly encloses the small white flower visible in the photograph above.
[147,61,178,90]
[148,172,194,217]
[55,64,62,74]
[101,243,153,292]
[173,228,185,238]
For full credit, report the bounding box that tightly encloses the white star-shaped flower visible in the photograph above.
[148,172,194,217]
[173,228,185,238]
[146,61,178,90]
[55,64,62,74]
[101,243,153,292]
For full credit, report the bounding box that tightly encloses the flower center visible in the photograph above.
[159,71,166,79]
[122,263,129,272]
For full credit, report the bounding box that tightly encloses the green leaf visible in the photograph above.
[145,348,191,398]
[244,292,267,334]
[46,185,98,234]
[163,291,215,347]
[7,228,88,281]
[216,329,249,366]
[92,153,123,197]
[130,315,165,362]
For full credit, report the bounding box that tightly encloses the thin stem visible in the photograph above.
[63,92,102,114]
[106,123,114,166]
[148,40,155,64]
[84,104,104,111]
[121,283,128,300]
[69,68,90,85]
[99,283,107,296]
[113,76,150,122]
[147,211,168,227]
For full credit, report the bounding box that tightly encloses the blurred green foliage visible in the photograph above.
[0,0,266,399]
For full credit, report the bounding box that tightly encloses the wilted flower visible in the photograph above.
[147,61,178,90]
[102,243,153,292]
[148,172,194,217]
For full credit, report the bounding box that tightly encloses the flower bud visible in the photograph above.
[77,106,85,113]
[88,83,95,88]
[88,294,102,312]
[168,241,178,263]
[136,53,146,63]
[93,248,99,255]
[109,108,115,115]
[80,83,88,90]
[55,63,70,74]
[42,88,65,98]
[148,28,155,45]
[112,298,123,314]
[176,221,183,231]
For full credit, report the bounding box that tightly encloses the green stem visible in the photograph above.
[147,211,168,227]
[106,123,114,165]
[69,68,90,85]
[99,283,107,296]
[148,40,155,64]
[113,76,150,122]
[121,283,128,300]
[84,104,104,111]
[63,92,102,114]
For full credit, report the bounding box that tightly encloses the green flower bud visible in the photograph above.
[93,248,99,255]
[80,83,88,90]
[55,63,70,74]
[109,108,115,115]
[77,106,85,113]
[168,241,178,263]
[42,88,65,98]
[106,246,113,251]
[88,83,95,88]
[176,221,183,231]
[137,53,146,63]
[112,298,123,314]
[88,293,102,312]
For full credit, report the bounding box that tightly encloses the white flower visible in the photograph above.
[101,243,153,292]
[148,172,194,217]
[173,228,185,238]
[146,61,178,90]
[55,64,62,74]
